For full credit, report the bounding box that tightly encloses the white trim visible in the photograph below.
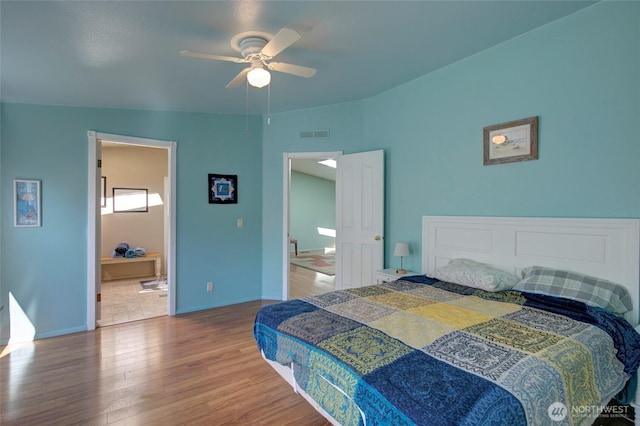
[86,131,177,330]
[87,131,98,329]
[282,153,289,302]
[167,141,177,316]
[282,151,342,300]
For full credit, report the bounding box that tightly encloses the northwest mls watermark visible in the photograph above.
[548,402,631,422]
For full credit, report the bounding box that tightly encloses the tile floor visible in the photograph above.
[98,276,167,327]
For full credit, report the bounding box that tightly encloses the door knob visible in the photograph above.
[374,235,382,241]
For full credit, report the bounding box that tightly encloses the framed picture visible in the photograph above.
[101,176,107,207]
[113,187,148,212]
[208,174,237,204]
[14,179,41,227]
[483,116,538,165]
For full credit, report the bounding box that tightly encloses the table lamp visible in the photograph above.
[394,242,410,274]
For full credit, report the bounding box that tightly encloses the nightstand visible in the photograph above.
[375,268,419,284]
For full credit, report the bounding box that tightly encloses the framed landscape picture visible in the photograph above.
[483,116,538,165]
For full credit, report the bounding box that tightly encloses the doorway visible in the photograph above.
[288,156,338,299]
[284,152,341,300]
[98,142,168,326]
[86,131,177,331]
[282,150,385,300]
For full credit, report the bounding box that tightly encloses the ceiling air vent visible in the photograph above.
[300,130,330,140]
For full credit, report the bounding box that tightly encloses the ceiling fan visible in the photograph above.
[180,28,317,89]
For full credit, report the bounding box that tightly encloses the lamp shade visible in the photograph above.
[247,67,271,88]
[394,242,410,257]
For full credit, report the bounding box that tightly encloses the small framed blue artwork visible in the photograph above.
[14,179,41,227]
[208,174,237,204]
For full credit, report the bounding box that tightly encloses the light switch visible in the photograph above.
[237,218,243,228]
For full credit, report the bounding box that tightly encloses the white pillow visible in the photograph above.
[431,259,519,292]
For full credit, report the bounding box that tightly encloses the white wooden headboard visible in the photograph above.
[422,216,640,327]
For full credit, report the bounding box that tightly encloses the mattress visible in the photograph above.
[254,276,640,426]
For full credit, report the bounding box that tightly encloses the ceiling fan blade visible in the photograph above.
[180,50,245,63]
[269,62,317,78]
[226,68,251,89]
[261,28,301,58]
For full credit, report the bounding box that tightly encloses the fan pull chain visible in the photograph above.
[267,83,271,125]
[245,80,249,136]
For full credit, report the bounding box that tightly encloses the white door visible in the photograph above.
[335,150,384,289]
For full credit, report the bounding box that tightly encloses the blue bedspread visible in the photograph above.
[254,276,640,426]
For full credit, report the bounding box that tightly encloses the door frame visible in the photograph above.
[86,131,177,330]
[282,151,342,300]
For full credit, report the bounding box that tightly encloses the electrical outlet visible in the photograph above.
[207,282,213,292]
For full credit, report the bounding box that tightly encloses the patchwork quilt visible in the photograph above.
[254,276,640,426]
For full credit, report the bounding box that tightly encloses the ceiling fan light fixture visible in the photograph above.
[247,67,271,88]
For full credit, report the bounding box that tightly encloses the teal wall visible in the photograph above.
[1,1,638,339]
[290,171,336,252]
[0,104,263,342]
[262,1,640,297]
[365,0,639,272]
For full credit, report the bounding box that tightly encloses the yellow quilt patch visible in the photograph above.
[408,303,492,329]
[446,296,521,317]
[370,311,455,348]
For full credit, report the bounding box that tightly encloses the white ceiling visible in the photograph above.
[1,1,596,115]
[291,158,336,181]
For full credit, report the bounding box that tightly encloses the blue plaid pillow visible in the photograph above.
[514,266,632,314]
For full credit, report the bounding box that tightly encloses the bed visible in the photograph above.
[254,216,640,425]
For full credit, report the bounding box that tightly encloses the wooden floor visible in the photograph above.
[288,257,335,300]
[0,300,331,425]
